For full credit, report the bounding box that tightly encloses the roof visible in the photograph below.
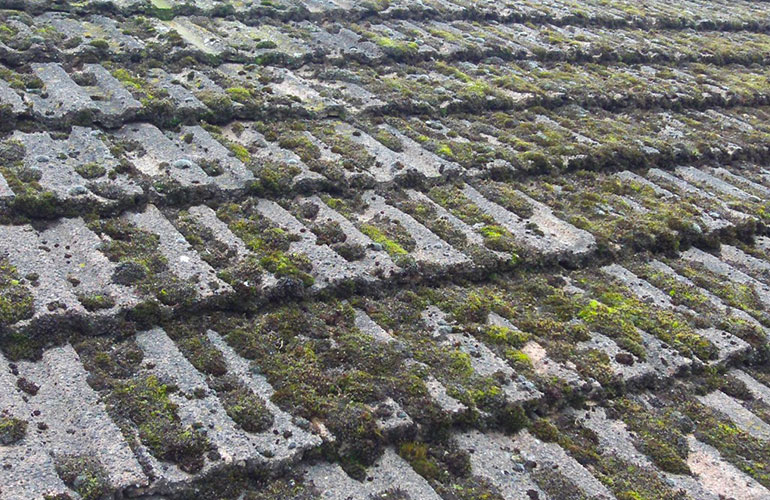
[2,0,770,498]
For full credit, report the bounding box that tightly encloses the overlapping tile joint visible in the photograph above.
[2,0,770,498]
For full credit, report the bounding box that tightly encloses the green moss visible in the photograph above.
[112,68,145,90]
[109,375,209,472]
[446,350,473,379]
[76,292,115,311]
[614,397,690,475]
[0,417,27,445]
[311,125,375,172]
[0,331,46,361]
[576,276,718,361]
[436,143,453,158]
[228,142,251,164]
[8,190,62,219]
[255,40,278,49]
[225,87,254,104]
[531,418,561,442]
[88,39,109,50]
[218,301,431,470]
[198,92,234,120]
[672,260,769,325]
[91,218,196,306]
[428,185,519,254]
[74,336,144,391]
[217,202,314,286]
[506,349,533,371]
[399,442,442,480]
[259,252,314,286]
[0,258,35,326]
[478,182,535,219]
[278,134,320,164]
[360,224,408,256]
[55,455,110,500]
[481,324,529,348]
[672,387,770,488]
[178,335,227,376]
[478,224,519,254]
[210,375,274,433]
[374,129,404,152]
[394,198,468,249]
[310,220,346,245]
[249,161,300,195]
[536,412,686,500]
[531,464,589,500]
[371,36,418,59]
[577,298,646,359]
[74,162,107,179]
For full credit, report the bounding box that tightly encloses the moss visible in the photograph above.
[428,185,519,255]
[371,36,418,59]
[177,335,227,376]
[225,86,254,104]
[575,276,718,362]
[613,397,690,475]
[255,40,278,50]
[260,252,314,286]
[278,134,320,165]
[399,442,443,480]
[76,292,115,311]
[333,242,367,262]
[198,91,234,120]
[0,416,27,445]
[74,336,143,391]
[477,181,535,219]
[174,210,240,268]
[210,375,274,433]
[217,202,314,286]
[310,220,346,246]
[0,258,35,326]
[108,375,209,472]
[631,264,766,346]
[506,349,533,371]
[112,68,145,90]
[360,224,408,257]
[74,162,106,179]
[531,465,589,500]
[374,129,404,152]
[481,324,529,348]
[54,455,110,500]
[323,197,352,217]
[311,125,375,172]
[88,39,109,50]
[91,218,197,306]
[669,386,770,488]
[249,161,300,196]
[531,418,561,442]
[436,143,453,158]
[219,301,422,469]
[541,412,688,500]
[394,198,468,250]
[198,158,224,176]
[671,259,769,325]
[577,298,646,359]
[479,224,519,254]
[0,331,47,361]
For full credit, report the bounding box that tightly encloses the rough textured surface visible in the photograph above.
[3,0,770,498]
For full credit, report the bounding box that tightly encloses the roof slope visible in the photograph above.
[2,0,770,498]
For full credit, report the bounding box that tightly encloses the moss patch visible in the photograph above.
[108,375,210,472]
[54,455,110,500]
[0,416,27,445]
[0,257,34,326]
